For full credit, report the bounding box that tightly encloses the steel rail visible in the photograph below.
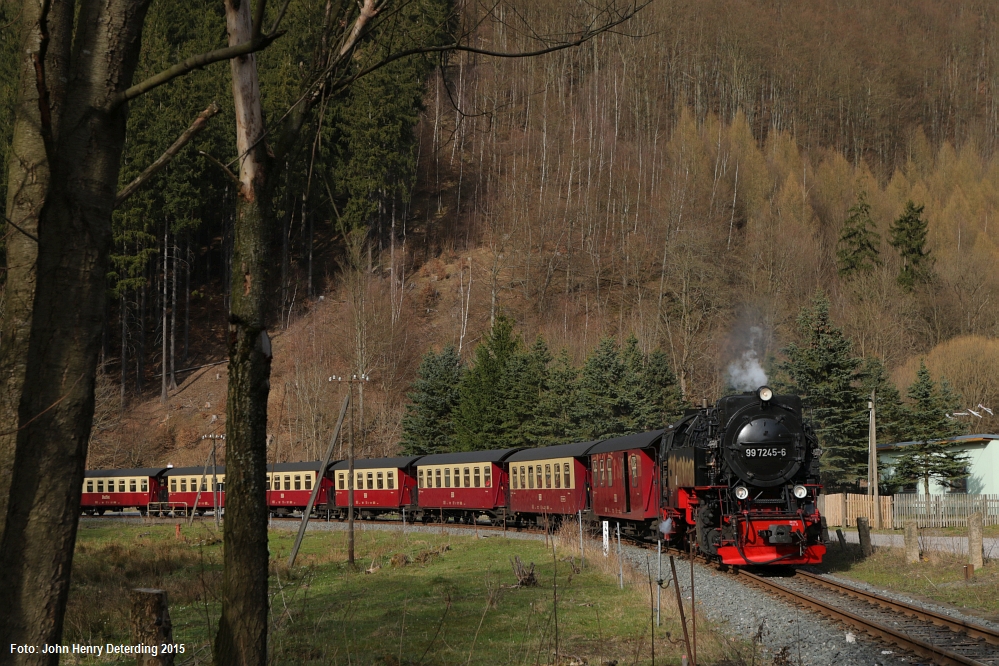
[794,569,999,647]
[737,569,986,666]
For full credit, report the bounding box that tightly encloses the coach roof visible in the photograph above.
[416,449,521,466]
[587,429,665,454]
[506,441,602,462]
[85,468,168,478]
[267,461,334,472]
[331,456,423,471]
[163,465,226,476]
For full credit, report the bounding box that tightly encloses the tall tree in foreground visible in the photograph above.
[778,291,868,489]
[893,361,967,495]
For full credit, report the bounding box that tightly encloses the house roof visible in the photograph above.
[507,441,603,462]
[416,449,522,466]
[878,434,999,452]
[587,429,666,454]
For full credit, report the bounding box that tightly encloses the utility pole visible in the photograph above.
[868,389,880,529]
[334,373,369,566]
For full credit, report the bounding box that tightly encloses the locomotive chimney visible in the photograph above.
[701,398,708,409]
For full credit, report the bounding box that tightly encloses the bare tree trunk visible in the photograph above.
[169,239,178,391]
[138,277,146,392]
[184,238,190,364]
[0,0,154,657]
[161,226,169,403]
[214,1,273,664]
[121,293,129,406]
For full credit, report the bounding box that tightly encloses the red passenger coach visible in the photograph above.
[266,461,334,515]
[81,468,167,515]
[415,449,519,524]
[507,441,599,525]
[589,430,664,535]
[163,465,226,516]
[329,456,421,519]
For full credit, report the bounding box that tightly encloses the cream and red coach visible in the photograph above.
[162,465,226,515]
[415,449,519,524]
[328,456,421,519]
[588,430,664,535]
[81,468,167,515]
[266,461,335,515]
[507,441,599,524]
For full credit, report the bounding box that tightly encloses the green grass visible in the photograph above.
[66,522,758,665]
[818,541,999,621]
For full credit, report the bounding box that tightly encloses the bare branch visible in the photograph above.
[1,213,40,244]
[109,34,281,109]
[339,0,382,58]
[114,102,221,208]
[199,150,243,189]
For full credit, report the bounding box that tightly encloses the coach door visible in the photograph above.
[622,453,632,513]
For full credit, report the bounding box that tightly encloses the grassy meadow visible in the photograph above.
[65,520,758,665]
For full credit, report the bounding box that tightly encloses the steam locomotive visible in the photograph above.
[661,386,826,565]
[82,386,827,566]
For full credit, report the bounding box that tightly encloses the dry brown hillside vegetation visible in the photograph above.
[88,0,999,467]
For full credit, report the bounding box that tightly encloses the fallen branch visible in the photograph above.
[114,102,221,208]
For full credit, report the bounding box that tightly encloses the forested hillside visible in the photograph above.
[3,0,998,488]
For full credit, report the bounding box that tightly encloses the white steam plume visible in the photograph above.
[727,326,768,391]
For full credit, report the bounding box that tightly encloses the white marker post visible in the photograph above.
[602,520,610,557]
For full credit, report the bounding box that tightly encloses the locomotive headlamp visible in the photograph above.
[734,486,750,500]
[792,484,808,499]
[758,386,774,402]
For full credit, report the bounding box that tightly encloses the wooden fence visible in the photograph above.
[892,494,999,528]
[818,493,999,528]
[818,493,894,529]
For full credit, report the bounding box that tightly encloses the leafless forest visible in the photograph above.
[89,0,999,467]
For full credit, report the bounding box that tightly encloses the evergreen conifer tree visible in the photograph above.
[534,349,583,446]
[400,345,464,455]
[453,315,521,450]
[894,362,968,495]
[636,349,686,430]
[578,338,635,439]
[889,201,932,290]
[499,337,553,447]
[778,291,868,489]
[836,190,881,276]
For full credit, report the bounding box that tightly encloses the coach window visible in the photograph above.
[387,471,395,490]
[190,478,196,491]
[443,468,450,488]
[434,468,441,488]
[631,454,639,480]
[366,472,373,489]
[564,463,571,489]
[417,470,424,488]
[128,479,135,492]
[607,458,613,486]
[484,466,491,487]
[181,478,188,492]
[354,472,361,490]
[266,475,271,490]
[511,468,518,489]
[534,466,541,489]
[527,466,534,489]
[554,464,561,488]
[460,467,467,488]
[292,475,300,490]
[167,479,174,492]
[87,480,94,493]
[599,459,605,486]
[545,464,552,488]
[376,472,383,489]
[474,467,481,488]
[305,474,312,490]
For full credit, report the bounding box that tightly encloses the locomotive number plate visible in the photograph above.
[744,447,787,457]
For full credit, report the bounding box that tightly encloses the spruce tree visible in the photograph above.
[453,315,521,450]
[400,345,464,455]
[499,337,553,447]
[836,190,881,277]
[778,291,869,489]
[636,349,686,430]
[894,362,968,495]
[889,201,932,291]
[577,338,635,439]
[534,349,583,446]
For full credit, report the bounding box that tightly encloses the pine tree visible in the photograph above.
[889,201,932,291]
[778,291,869,489]
[894,362,968,495]
[577,338,635,440]
[836,190,881,276]
[636,349,686,430]
[453,315,521,450]
[400,345,464,455]
[534,349,583,446]
[499,337,553,447]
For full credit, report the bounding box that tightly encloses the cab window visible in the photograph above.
[294,475,302,490]
[473,467,481,488]
[377,472,384,489]
[484,466,491,487]
[444,468,451,488]
[305,474,312,490]
[564,463,571,489]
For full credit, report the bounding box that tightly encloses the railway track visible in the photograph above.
[737,568,999,665]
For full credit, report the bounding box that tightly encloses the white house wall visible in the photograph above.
[878,439,999,495]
